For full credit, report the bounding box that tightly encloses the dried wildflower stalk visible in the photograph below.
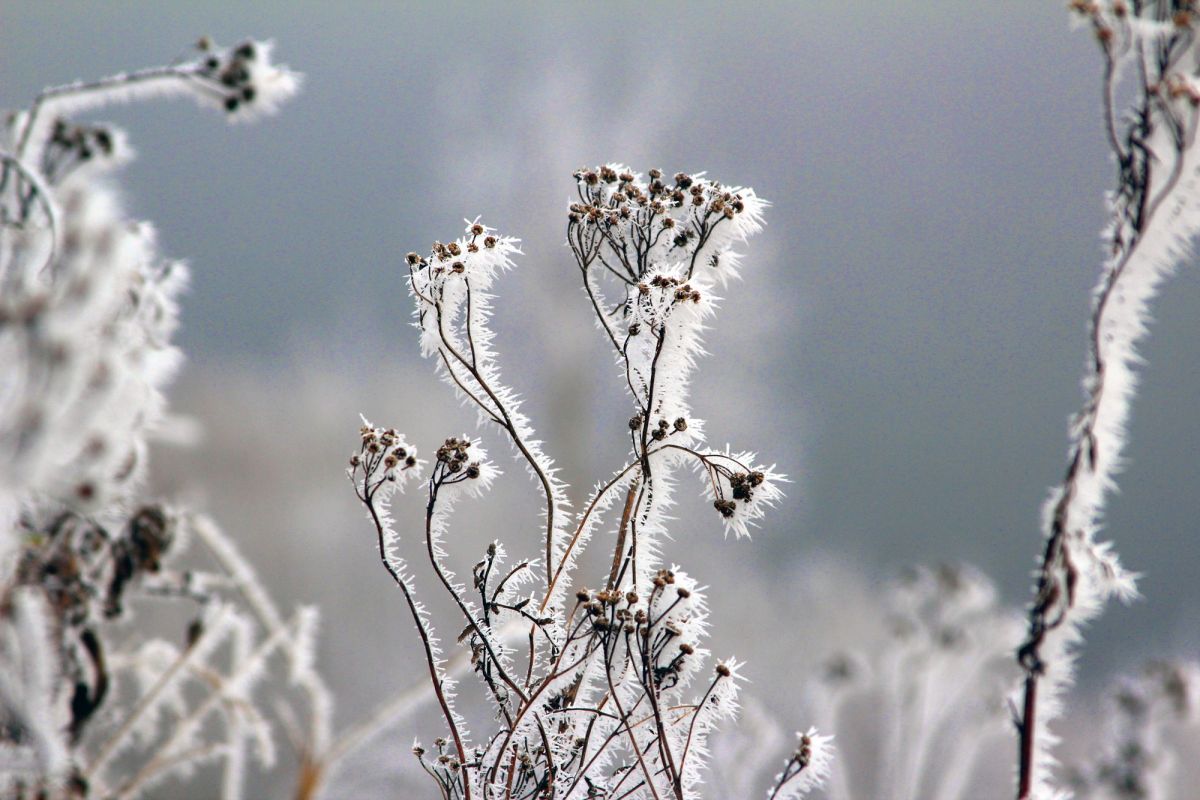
[0,40,329,800]
[350,166,828,799]
[1017,4,1200,798]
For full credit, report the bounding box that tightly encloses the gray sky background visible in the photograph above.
[4,0,1200,703]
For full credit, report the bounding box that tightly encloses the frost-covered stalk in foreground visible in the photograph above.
[1017,5,1200,797]
[0,41,327,800]
[349,167,829,798]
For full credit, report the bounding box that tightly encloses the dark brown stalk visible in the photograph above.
[608,483,640,590]
[361,489,470,799]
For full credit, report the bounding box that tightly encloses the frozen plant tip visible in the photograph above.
[10,38,300,167]
[766,728,834,800]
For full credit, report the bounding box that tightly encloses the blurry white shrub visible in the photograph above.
[705,563,1200,800]
[1064,659,1200,800]
[801,564,1022,800]
[0,39,326,800]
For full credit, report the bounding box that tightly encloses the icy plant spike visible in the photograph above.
[1017,5,1200,797]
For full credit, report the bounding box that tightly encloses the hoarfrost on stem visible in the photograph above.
[1018,4,1200,798]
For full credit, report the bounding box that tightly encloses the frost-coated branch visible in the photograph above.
[566,166,780,586]
[349,424,474,791]
[406,226,571,596]
[14,39,300,169]
[1017,5,1200,797]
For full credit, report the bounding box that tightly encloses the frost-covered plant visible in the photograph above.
[1,37,300,515]
[0,40,329,799]
[348,166,828,799]
[1016,4,1200,798]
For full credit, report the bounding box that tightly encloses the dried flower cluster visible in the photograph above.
[348,166,822,799]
